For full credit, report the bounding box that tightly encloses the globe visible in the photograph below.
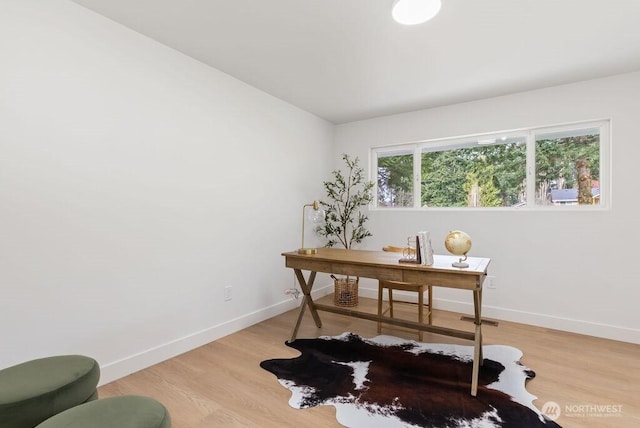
[444,230,472,267]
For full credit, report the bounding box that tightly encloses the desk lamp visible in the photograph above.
[298,200,324,255]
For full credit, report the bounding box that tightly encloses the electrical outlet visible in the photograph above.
[224,285,232,301]
[485,276,497,289]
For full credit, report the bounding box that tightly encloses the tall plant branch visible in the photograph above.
[317,154,374,249]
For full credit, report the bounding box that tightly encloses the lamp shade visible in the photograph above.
[392,0,442,25]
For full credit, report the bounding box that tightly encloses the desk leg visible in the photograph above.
[289,269,321,342]
[470,287,483,397]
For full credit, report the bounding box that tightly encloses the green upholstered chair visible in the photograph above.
[35,395,172,428]
[0,355,100,428]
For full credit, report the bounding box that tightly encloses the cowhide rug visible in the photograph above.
[260,333,560,428]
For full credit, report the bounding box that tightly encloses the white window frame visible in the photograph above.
[370,119,611,211]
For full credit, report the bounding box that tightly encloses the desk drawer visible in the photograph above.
[402,270,482,290]
[286,258,332,273]
[330,263,403,281]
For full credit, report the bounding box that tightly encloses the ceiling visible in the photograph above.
[69,0,640,124]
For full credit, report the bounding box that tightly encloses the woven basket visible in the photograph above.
[334,277,359,307]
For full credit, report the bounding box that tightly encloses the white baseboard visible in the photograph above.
[101,283,638,385]
[358,287,640,345]
[99,284,334,385]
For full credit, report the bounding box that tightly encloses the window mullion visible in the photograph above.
[414,146,421,208]
[526,131,536,207]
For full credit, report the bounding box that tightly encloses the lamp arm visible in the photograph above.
[301,203,311,249]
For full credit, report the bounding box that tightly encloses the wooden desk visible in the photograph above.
[282,248,491,396]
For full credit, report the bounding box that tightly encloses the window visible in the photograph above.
[534,127,601,206]
[376,148,414,207]
[372,120,609,209]
[421,136,526,208]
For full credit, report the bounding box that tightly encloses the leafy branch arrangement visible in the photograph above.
[317,154,374,249]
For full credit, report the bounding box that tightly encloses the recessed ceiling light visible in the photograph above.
[392,0,442,26]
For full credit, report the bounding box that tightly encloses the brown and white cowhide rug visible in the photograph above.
[260,333,560,428]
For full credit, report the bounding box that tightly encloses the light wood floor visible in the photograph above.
[99,296,640,427]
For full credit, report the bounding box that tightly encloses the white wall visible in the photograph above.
[0,0,333,382]
[334,71,640,344]
[2,1,638,388]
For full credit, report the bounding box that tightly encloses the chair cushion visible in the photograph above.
[36,395,172,428]
[0,355,100,428]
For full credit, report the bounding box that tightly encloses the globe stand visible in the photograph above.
[452,254,469,268]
